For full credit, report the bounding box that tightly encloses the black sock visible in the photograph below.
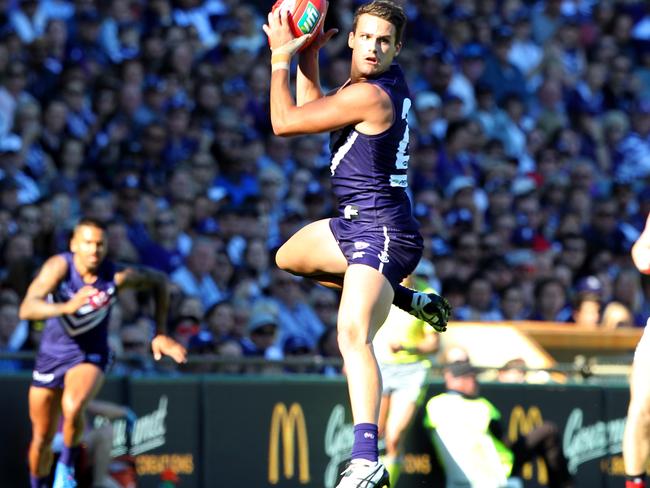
[392,285,415,312]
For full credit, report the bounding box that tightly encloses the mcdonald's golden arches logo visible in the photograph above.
[268,402,310,485]
[508,405,548,484]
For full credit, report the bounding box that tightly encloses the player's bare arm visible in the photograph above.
[19,255,97,320]
[297,1,337,106]
[115,266,187,363]
[632,214,650,274]
[271,81,393,136]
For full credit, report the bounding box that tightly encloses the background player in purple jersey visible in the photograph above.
[264,2,450,486]
[20,218,186,488]
[623,213,650,488]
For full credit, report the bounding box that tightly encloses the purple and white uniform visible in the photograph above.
[328,63,423,287]
[32,252,117,388]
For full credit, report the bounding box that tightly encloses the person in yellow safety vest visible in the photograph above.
[423,360,573,488]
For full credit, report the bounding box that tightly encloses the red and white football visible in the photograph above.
[271,0,326,50]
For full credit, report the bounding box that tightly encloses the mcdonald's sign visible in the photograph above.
[508,405,548,485]
[268,402,311,485]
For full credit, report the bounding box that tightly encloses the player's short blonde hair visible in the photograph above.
[353,0,407,44]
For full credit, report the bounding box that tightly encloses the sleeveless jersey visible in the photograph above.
[39,252,117,357]
[329,63,419,231]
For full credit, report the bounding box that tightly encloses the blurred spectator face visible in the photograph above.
[265,135,291,165]
[63,81,86,112]
[142,124,167,157]
[592,201,618,233]
[249,323,278,350]
[466,277,493,311]
[153,209,178,241]
[515,195,542,230]
[270,269,303,304]
[259,167,285,204]
[196,82,221,112]
[44,101,68,133]
[537,79,562,109]
[45,19,68,48]
[248,65,270,96]
[585,63,606,91]
[106,221,138,262]
[122,60,144,86]
[559,235,587,271]
[456,233,481,264]
[4,233,33,263]
[15,102,41,138]
[216,340,243,374]
[16,204,41,238]
[245,238,269,274]
[191,152,217,189]
[310,288,339,329]
[612,13,633,44]
[602,111,629,146]
[119,83,142,116]
[601,302,633,329]
[167,168,197,203]
[167,107,190,137]
[0,302,19,345]
[612,269,641,311]
[610,55,631,88]
[85,192,115,224]
[536,280,566,320]
[170,42,193,77]
[5,61,27,94]
[60,138,85,171]
[206,301,235,338]
[500,287,525,320]
[573,295,601,327]
[178,296,203,322]
[187,239,216,275]
[487,187,512,216]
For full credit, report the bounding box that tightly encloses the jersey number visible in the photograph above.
[391,98,411,187]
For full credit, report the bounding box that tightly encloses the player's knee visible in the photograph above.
[337,323,366,354]
[31,432,54,452]
[61,396,86,421]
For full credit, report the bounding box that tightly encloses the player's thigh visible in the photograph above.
[338,264,394,337]
[62,363,105,413]
[276,219,347,276]
[29,386,62,439]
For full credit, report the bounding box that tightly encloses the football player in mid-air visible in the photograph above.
[264,1,451,486]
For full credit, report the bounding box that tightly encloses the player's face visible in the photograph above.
[71,225,107,271]
[349,14,401,79]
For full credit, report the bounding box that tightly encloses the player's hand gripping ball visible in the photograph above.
[271,0,326,51]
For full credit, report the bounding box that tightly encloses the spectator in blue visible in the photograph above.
[138,208,185,274]
[171,236,225,309]
[265,268,324,351]
[480,26,528,105]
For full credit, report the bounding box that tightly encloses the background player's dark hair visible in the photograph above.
[74,217,106,232]
[353,0,407,44]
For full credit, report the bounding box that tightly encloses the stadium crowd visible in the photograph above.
[1,0,650,375]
